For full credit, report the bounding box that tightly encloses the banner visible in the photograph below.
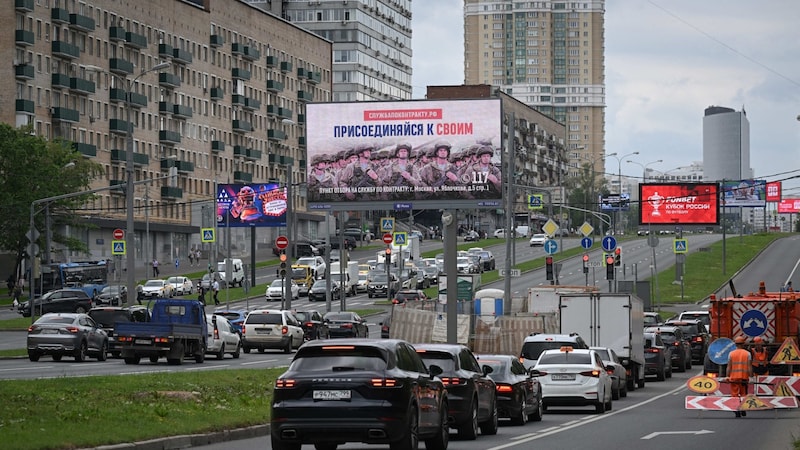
[766,181,782,203]
[600,193,630,211]
[216,183,286,228]
[639,183,719,225]
[721,179,767,207]
[778,199,800,214]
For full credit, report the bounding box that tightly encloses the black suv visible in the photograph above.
[367,273,399,298]
[415,343,498,440]
[19,289,93,317]
[293,309,329,340]
[88,306,151,358]
[271,339,449,450]
[645,326,692,372]
[664,319,708,364]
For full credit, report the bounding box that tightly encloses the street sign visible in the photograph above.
[648,235,659,247]
[26,228,40,243]
[543,239,558,255]
[579,222,594,237]
[527,194,544,210]
[201,228,216,243]
[686,375,720,394]
[580,237,593,249]
[542,219,559,237]
[112,240,126,256]
[382,233,394,244]
[601,236,617,252]
[673,238,688,254]
[275,235,289,250]
[26,243,39,258]
[380,217,395,232]
[113,228,125,240]
[587,261,602,267]
[394,202,412,211]
[394,232,408,245]
[708,338,735,365]
[499,268,522,277]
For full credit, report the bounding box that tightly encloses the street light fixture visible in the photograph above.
[125,62,171,306]
[606,151,639,234]
[626,159,662,183]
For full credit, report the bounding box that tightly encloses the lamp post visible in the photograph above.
[582,153,610,224]
[125,62,171,306]
[627,159,663,183]
[607,151,639,234]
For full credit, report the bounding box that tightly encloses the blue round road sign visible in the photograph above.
[708,338,736,365]
[544,239,558,255]
[580,237,593,249]
[602,236,617,252]
[740,309,768,337]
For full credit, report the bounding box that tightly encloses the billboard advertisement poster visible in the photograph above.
[639,183,719,225]
[766,181,782,203]
[305,99,503,209]
[600,193,630,211]
[778,199,800,214]
[216,183,286,228]
[720,179,767,207]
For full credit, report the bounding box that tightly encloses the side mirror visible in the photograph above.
[529,369,542,377]
[482,364,494,376]
[428,364,443,378]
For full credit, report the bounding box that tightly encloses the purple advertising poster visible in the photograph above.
[216,183,286,227]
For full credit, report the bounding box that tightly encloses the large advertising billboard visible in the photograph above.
[778,199,800,214]
[766,181,782,203]
[305,99,503,210]
[639,183,719,225]
[216,183,286,228]
[721,179,767,207]
[600,193,630,211]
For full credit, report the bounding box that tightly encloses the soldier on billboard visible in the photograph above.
[338,144,380,199]
[384,143,420,199]
[419,141,460,198]
[308,154,336,201]
[462,145,502,198]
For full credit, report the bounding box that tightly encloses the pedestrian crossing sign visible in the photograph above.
[673,238,688,254]
[771,337,800,364]
[394,232,407,246]
[112,240,126,255]
[201,228,216,243]
[381,217,395,232]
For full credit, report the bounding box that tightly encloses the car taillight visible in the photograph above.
[64,326,80,334]
[305,322,313,328]
[693,336,703,343]
[496,384,513,393]
[281,325,289,335]
[645,348,660,353]
[342,323,353,329]
[213,328,219,340]
[370,378,398,387]
[275,379,296,388]
[27,326,37,332]
[580,370,601,378]
[392,299,399,304]
[440,377,466,386]
[673,342,680,346]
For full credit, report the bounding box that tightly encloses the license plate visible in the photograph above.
[313,390,351,401]
[551,374,576,381]
[256,329,271,335]
[135,339,152,345]
[42,329,58,334]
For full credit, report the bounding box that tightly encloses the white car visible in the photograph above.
[590,346,628,400]
[205,314,241,359]
[529,233,549,247]
[166,276,194,296]
[265,279,300,301]
[532,348,613,414]
[241,309,304,354]
[140,279,173,298]
[296,256,326,279]
[356,273,369,293]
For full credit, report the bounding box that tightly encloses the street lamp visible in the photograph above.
[607,151,639,234]
[125,62,171,306]
[626,159,662,183]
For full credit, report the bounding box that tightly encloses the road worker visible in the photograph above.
[751,336,769,376]
[727,336,753,417]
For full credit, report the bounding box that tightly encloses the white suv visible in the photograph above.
[519,333,589,369]
[678,310,710,332]
[241,309,304,354]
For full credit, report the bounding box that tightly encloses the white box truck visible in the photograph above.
[391,234,420,263]
[329,261,359,296]
[559,293,646,392]
[527,285,597,314]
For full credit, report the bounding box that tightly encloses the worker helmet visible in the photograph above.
[753,336,763,343]
[734,336,746,344]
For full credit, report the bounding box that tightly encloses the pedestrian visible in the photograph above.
[188,250,194,267]
[152,258,160,277]
[751,336,769,376]
[6,274,15,297]
[198,286,206,305]
[12,284,22,309]
[727,336,753,417]
[212,279,220,305]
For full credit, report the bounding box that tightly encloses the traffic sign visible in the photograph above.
[771,337,800,364]
[275,235,289,250]
[394,232,408,245]
[380,217,395,232]
[708,338,736,365]
[579,222,594,237]
[527,194,544,210]
[543,239,558,255]
[201,228,216,243]
[673,238,688,254]
[580,237,593,249]
[587,261,602,267]
[113,228,125,240]
[686,375,720,394]
[382,233,394,244]
[499,269,522,277]
[542,219,559,237]
[601,236,617,252]
[112,240,126,256]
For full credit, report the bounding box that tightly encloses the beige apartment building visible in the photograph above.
[5,0,331,266]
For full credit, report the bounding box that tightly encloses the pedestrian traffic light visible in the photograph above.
[279,252,287,277]
[545,256,554,281]
[615,247,621,266]
[606,254,615,280]
[582,254,589,274]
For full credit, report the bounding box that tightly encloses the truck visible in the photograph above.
[329,261,359,296]
[217,258,244,287]
[559,293,646,391]
[115,299,208,365]
[392,234,420,263]
[290,264,314,296]
[527,285,598,314]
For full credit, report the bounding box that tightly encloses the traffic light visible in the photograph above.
[545,256,554,281]
[614,247,621,266]
[582,254,589,274]
[606,254,615,280]
[279,252,287,277]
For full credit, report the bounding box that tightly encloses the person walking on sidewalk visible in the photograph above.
[152,259,160,277]
[212,279,220,305]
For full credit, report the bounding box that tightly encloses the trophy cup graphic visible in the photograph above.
[647,191,664,217]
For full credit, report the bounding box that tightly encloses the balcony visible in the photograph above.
[297,90,313,103]
[125,31,148,49]
[109,118,133,135]
[266,105,278,117]
[161,186,183,199]
[297,113,306,124]
[69,77,95,95]
[173,104,193,119]
[234,171,253,183]
[233,146,262,161]
[109,26,126,41]
[267,129,287,141]
[15,29,34,46]
[211,140,225,153]
[15,64,34,80]
[158,43,173,59]
[308,71,321,84]
[69,13,95,32]
[52,40,80,59]
[109,88,126,103]
[244,97,261,111]
[278,107,293,120]
[15,0,33,12]
[266,56,278,68]
[233,145,248,158]
[16,99,34,114]
[210,34,224,47]
[159,130,182,145]
[109,180,125,194]
[231,94,246,107]
[158,101,175,114]
[243,46,260,61]
[158,72,181,89]
[231,42,245,56]
[51,8,69,23]
[51,73,70,89]
[51,107,79,122]
[280,61,292,73]
[210,87,224,100]
[110,149,149,166]
[297,68,308,78]
[175,160,194,173]
[129,92,148,108]
[298,136,307,148]
[232,120,253,133]
[266,80,284,92]
[109,58,134,75]
[72,142,97,158]
[172,48,192,65]
[232,67,251,81]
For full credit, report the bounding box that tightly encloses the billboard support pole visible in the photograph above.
[721,179,727,275]
[504,112,515,315]
[443,210,458,344]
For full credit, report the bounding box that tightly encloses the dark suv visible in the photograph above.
[367,273,399,298]
[293,309,329,340]
[645,326,692,372]
[664,319,708,364]
[88,306,151,358]
[415,343,498,440]
[271,339,449,450]
[19,289,93,317]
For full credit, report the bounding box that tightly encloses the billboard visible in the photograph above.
[778,199,800,214]
[639,183,719,225]
[216,183,286,228]
[720,179,766,207]
[766,181,782,202]
[599,193,630,211]
[305,99,503,210]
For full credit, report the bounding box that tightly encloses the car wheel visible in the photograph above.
[150,356,160,363]
[480,395,498,435]
[457,397,479,440]
[96,341,108,361]
[314,444,337,450]
[75,305,87,314]
[676,357,686,373]
[52,354,62,362]
[124,356,141,364]
[686,355,692,370]
[656,365,666,381]
[530,392,543,422]
[620,380,628,398]
[28,351,40,362]
[283,339,292,354]
[216,344,225,360]
[510,402,528,426]
[666,363,673,378]
[389,406,418,450]
[74,341,87,362]
[232,342,241,359]
[605,394,612,411]
[595,399,605,414]
[424,400,449,450]
[612,385,620,401]
[243,346,251,354]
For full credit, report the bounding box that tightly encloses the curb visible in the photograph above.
[88,424,270,450]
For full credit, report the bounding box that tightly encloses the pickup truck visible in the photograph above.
[115,299,208,365]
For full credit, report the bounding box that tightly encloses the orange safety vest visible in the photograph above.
[728,348,751,380]
[752,347,768,367]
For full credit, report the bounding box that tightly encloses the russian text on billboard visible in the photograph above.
[639,183,719,225]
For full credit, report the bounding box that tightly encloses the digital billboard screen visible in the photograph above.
[721,179,767,207]
[600,193,630,211]
[639,183,719,225]
[216,183,286,228]
[778,199,800,214]
[305,98,503,210]
[766,181,782,203]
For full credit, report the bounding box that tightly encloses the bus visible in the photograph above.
[31,261,109,298]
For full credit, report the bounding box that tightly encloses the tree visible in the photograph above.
[0,124,103,279]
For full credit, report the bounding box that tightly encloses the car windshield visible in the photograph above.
[457,257,469,265]
[214,312,242,321]
[325,312,354,321]
[294,312,310,321]
[537,352,592,365]
[644,315,660,326]
[659,332,678,344]
[290,346,387,372]
[89,310,132,326]
[521,341,576,360]
[270,280,284,288]
[680,313,709,326]
[246,313,282,325]
[297,258,315,266]
[372,274,388,282]
[395,292,419,300]
[35,316,76,325]
[672,324,699,336]
[417,352,456,373]
[145,280,163,287]
[102,286,123,294]
[479,359,508,376]
[592,348,611,360]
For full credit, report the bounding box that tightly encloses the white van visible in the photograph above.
[217,258,245,287]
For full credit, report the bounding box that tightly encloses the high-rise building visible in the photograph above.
[702,105,751,182]
[463,0,606,180]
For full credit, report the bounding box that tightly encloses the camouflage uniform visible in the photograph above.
[307,154,337,201]
[418,141,460,199]
[462,145,502,198]
[384,144,420,199]
[338,144,380,199]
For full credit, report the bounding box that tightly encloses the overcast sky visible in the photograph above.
[411,0,800,193]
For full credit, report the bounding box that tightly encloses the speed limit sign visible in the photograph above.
[686,375,719,394]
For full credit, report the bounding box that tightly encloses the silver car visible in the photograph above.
[241,309,304,354]
[27,313,109,362]
[205,314,241,359]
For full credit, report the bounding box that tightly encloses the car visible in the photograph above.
[529,233,548,247]
[414,343,498,439]
[678,310,711,332]
[295,256,326,279]
[476,353,543,425]
[380,314,392,338]
[367,272,399,298]
[166,276,194,296]
[18,288,94,317]
[307,279,342,302]
[664,319,709,363]
[411,264,431,289]
[270,339,450,450]
[342,227,373,242]
[212,309,247,334]
[393,268,417,289]
[531,347,613,414]
[27,313,109,362]
[293,309,330,340]
[392,289,429,305]
[140,279,174,298]
[519,333,589,369]
[241,309,304,354]
[590,346,628,400]
[474,250,496,271]
[205,313,241,359]
[265,279,300,301]
[88,305,150,358]
[355,272,370,293]
[273,240,320,257]
[456,256,481,274]
[644,311,662,327]
[493,228,515,239]
[420,264,439,285]
[409,230,424,241]
[325,235,357,251]
[94,285,127,306]
[198,273,226,291]
[644,331,673,381]
[323,311,369,338]
[645,325,692,371]
[463,230,481,241]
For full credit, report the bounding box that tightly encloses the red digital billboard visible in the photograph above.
[639,183,719,225]
[778,199,800,214]
[766,181,782,202]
